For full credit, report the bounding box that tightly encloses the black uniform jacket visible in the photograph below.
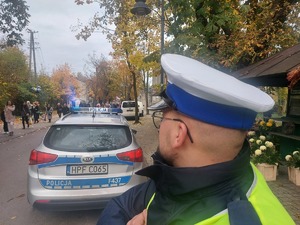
[97,142,255,225]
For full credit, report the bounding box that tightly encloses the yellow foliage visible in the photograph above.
[50,64,81,100]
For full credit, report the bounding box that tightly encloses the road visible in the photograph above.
[0,128,102,225]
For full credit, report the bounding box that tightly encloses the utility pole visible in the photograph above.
[160,0,165,92]
[27,29,38,85]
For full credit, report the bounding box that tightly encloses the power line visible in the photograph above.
[35,32,46,73]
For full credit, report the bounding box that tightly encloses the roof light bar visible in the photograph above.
[70,107,122,114]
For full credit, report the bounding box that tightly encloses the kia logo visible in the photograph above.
[81,156,94,163]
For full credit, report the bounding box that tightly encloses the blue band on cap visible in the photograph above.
[166,84,257,130]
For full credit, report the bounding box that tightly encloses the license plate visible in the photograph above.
[127,109,133,112]
[66,164,108,176]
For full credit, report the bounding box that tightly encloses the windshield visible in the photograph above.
[122,102,135,108]
[44,125,132,152]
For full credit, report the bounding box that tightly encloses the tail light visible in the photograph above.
[29,149,58,165]
[116,148,143,162]
[35,200,50,204]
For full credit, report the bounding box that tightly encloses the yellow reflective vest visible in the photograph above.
[147,164,295,225]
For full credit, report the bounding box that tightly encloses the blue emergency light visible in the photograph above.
[70,107,123,115]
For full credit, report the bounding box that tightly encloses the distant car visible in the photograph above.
[27,107,146,211]
[121,101,144,118]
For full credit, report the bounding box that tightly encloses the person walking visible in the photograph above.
[26,101,33,125]
[97,54,295,225]
[45,103,53,123]
[4,100,15,136]
[57,102,63,118]
[1,108,8,133]
[32,101,40,123]
[21,102,30,129]
[62,103,70,116]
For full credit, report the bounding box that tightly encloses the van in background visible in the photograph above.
[121,101,144,118]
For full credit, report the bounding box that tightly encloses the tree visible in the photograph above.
[166,0,300,70]
[110,60,132,101]
[36,74,57,107]
[51,64,81,105]
[74,0,300,74]
[74,0,160,123]
[0,47,30,109]
[0,0,30,48]
[84,54,112,106]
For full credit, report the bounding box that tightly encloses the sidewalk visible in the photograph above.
[0,115,59,144]
[267,166,300,224]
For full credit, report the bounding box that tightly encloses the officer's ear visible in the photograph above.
[173,121,188,148]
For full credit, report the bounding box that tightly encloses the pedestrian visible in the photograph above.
[21,102,30,129]
[4,100,15,136]
[32,101,40,123]
[26,101,33,125]
[57,102,63,118]
[97,54,295,225]
[45,103,53,123]
[62,103,70,115]
[1,108,8,133]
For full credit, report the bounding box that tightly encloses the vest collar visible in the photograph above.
[136,141,253,196]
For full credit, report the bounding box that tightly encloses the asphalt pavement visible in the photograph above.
[0,114,299,224]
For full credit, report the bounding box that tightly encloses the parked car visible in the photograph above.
[121,101,144,118]
[27,107,146,211]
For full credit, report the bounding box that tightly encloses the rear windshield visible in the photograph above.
[122,102,135,108]
[44,125,132,152]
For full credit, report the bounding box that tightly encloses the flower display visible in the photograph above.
[260,145,266,151]
[256,140,262,145]
[255,149,262,156]
[285,151,300,168]
[265,141,273,148]
[255,118,277,135]
[247,132,280,165]
[259,135,266,141]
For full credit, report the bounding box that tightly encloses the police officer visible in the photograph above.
[97,54,295,225]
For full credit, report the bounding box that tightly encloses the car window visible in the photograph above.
[44,125,132,152]
[122,102,135,108]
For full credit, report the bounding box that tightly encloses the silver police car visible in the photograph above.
[27,107,146,210]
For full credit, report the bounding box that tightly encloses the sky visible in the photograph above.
[22,0,113,75]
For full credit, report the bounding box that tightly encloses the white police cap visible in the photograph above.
[149,54,275,130]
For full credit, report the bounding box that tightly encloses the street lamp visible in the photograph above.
[130,0,151,16]
[131,0,165,92]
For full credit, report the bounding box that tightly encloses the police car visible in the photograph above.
[27,107,146,210]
